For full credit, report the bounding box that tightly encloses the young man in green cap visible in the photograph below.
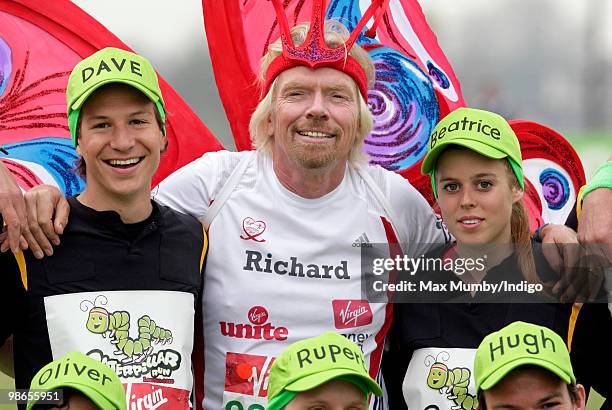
[27,351,126,410]
[0,47,206,409]
[266,332,382,410]
[474,321,586,410]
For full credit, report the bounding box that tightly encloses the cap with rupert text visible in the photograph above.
[474,321,576,393]
[66,47,166,145]
[27,351,126,410]
[267,332,382,410]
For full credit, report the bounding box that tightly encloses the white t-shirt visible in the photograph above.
[154,150,448,410]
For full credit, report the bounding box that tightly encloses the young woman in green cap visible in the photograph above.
[384,107,577,410]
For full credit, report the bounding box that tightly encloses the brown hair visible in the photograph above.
[504,160,538,284]
[477,373,579,410]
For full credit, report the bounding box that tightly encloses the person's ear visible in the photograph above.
[160,132,168,154]
[574,384,587,410]
[512,186,524,204]
[266,113,275,138]
[76,144,82,156]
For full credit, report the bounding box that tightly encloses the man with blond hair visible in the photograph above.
[0,9,446,407]
[149,6,447,408]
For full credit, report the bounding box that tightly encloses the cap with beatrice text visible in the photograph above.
[421,107,524,196]
[66,47,166,145]
[27,351,126,410]
[474,321,575,393]
[267,332,382,410]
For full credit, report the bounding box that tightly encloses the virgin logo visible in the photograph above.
[332,300,373,329]
[220,306,288,341]
[248,306,268,325]
[225,352,274,398]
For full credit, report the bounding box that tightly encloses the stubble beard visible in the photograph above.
[290,140,339,169]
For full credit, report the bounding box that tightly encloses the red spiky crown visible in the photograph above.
[263,0,389,101]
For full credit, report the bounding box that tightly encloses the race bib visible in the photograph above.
[45,290,194,409]
[403,348,478,410]
[222,351,273,410]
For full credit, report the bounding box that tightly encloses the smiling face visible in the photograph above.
[285,379,367,410]
[76,84,165,206]
[481,367,585,410]
[427,364,448,389]
[85,309,108,334]
[268,66,360,175]
[435,148,523,245]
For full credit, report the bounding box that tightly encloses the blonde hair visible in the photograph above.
[249,20,375,167]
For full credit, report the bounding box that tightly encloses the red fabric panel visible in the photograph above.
[0,0,223,187]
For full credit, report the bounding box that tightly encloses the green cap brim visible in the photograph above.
[266,390,297,410]
[479,356,574,392]
[69,88,166,146]
[425,141,525,198]
[26,382,117,410]
[284,368,383,397]
[422,138,509,175]
[70,78,160,112]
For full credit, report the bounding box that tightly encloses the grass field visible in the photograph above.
[565,132,612,179]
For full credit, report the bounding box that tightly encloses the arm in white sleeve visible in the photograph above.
[152,150,240,220]
[386,171,452,257]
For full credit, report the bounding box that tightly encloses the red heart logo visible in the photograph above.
[241,217,267,242]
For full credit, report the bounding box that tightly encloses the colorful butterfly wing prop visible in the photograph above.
[510,120,586,230]
[205,0,586,230]
[202,0,263,152]
[0,0,222,194]
[204,0,466,168]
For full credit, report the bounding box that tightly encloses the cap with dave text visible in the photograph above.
[66,47,166,145]
[267,332,382,409]
[421,107,524,196]
[27,351,126,410]
[474,321,576,393]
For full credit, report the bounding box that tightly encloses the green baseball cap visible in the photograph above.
[28,351,126,410]
[474,321,575,393]
[66,47,166,146]
[421,107,524,197]
[267,332,382,410]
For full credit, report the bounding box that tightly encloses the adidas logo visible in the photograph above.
[352,233,372,248]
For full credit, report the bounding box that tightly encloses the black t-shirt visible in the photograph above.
[383,241,574,410]
[0,197,206,409]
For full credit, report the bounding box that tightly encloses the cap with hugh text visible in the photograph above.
[267,332,382,409]
[474,321,575,393]
[66,47,166,145]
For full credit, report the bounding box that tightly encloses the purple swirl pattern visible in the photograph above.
[0,36,11,97]
[365,47,439,171]
[539,168,570,210]
[427,61,450,89]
